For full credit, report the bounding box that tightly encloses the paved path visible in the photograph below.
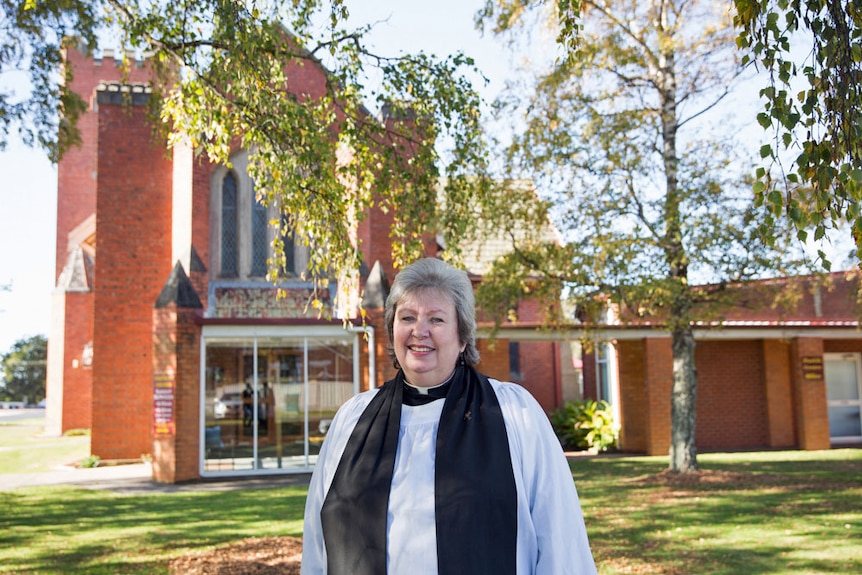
[0,408,312,494]
[0,462,312,494]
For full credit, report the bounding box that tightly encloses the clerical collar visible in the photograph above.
[402,374,454,406]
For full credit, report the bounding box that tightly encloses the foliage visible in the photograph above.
[476,1,809,472]
[549,399,618,452]
[733,0,862,268]
[8,0,492,296]
[0,335,47,403]
[0,0,97,161]
[77,455,100,468]
[1,449,860,573]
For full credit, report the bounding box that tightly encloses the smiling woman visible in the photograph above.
[300,258,597,575]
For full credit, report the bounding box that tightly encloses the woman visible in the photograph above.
[301,258,596,574]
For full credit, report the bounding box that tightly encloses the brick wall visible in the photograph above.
[790,337,831,450]
[643,338,673,455]
[617,339,646,452]
[616,338,675,455]
[695,340,769,450]
[190,157,213,306]
[61,291,94,431]
[515,341,560,412]
[477,338,510,384]
[153,305,202,483]
[615,335,852,454]
[762,339,796,447]
[57,47,152,279]
[90,94,173,460]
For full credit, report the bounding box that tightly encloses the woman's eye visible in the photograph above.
[400,315,414,322]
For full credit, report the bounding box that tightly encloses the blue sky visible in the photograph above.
[0,0,516,354]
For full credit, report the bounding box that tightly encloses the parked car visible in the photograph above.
[214,392,243,419]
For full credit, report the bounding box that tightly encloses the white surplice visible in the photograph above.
[301,379,598,575]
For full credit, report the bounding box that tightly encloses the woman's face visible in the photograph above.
[393,288,465,388]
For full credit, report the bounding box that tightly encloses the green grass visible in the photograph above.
[1,414,860,574]
[573,449,862,574]
[0,420,89,474]
[0,485,307,574]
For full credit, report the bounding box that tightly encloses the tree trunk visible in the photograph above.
[669,325,698,472]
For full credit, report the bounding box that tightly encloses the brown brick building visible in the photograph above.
[576,273,862,455]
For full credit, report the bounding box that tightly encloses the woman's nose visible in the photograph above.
[413,318,431,336]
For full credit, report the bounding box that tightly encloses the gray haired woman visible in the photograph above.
[301,257,596,575]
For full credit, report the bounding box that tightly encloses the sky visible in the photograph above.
[0,0,520,354]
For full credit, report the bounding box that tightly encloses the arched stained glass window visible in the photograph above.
[221,172,238,277]
[251,185,268,277]
[281,213,296,277]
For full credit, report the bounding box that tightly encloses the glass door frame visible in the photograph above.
[823,352,862,445]
[199,323,375,477]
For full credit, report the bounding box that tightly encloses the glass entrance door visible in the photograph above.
[823,353,862,444]
[201,326,365,475]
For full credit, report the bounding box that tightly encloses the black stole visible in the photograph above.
[319,366,517,574]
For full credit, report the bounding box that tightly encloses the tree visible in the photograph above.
[732,0,862,267]
[0,335,47,403]
[478,0,808,472]
[0,0,98,161]
[7,0,489,290]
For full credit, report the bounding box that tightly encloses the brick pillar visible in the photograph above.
[152,263,203,483]
[762,339,797,447]
[617,340,645,452]
[790,337,831,450]
[90,85,173,460]
[643,337,673,456]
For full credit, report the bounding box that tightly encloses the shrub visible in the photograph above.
[78,455,100,468]
[549,399,619,452]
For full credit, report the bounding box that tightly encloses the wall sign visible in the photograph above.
[801,356,824,381]
[154,371,175,436]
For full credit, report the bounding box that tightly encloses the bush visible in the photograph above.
[78,455,100,468]
[549,399,619,452]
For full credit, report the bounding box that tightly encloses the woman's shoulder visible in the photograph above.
[335,386,380,417]
[487,377,541,407]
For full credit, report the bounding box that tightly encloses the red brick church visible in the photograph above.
[45,45,576,482]
[45,45,861,484]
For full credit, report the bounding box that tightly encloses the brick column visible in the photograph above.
[91,85,172,460]
[790,337,831,450]
[762,339,796,447]
[152,263,203,483]
[643,337,673,456]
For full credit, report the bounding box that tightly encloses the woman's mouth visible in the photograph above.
[409,345,434,353]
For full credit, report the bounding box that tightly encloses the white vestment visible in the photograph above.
[301,379,597,575]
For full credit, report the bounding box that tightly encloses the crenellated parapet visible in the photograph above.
[93,48,150,69]
[95,82,153,106]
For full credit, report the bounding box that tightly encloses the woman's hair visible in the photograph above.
[385,258,480,367]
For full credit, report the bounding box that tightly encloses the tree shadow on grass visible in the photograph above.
[0,486,308,574]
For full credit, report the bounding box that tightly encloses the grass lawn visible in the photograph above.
[575,450,862,574]
[1,415,860,574]
[0,418,89,474]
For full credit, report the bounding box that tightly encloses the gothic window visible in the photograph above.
[212,151,309,281]
[221,172,238,277]
[280,213,297,278]
[251,185,268,277]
